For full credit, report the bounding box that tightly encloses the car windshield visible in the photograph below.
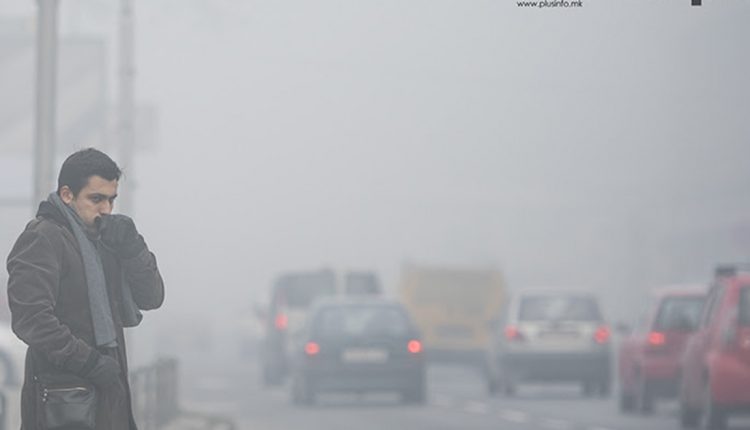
[314,306,411,338]
[276,283,336,309]
[741,287,750,326]
[519,296,601,322]
[653,296,705,331]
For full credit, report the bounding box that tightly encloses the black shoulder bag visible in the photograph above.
[36,372,97,429]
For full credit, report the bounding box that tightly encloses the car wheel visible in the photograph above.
[291,374,315,406]
[581,381,595,397]
[701,383,727,430]
[598,378,611,398]
[487,375,500,396]
[636,374,654,414]
[402,384,426,405]
[680,401,700,429]
[619,390,635,413]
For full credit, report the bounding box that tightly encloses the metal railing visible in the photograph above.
[130,358,180,430]
[0,357,235,430]
[129,357,236,430]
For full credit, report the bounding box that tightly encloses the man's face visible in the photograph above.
[60,175,119,228]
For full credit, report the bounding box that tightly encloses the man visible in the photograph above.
[6,148,164,429]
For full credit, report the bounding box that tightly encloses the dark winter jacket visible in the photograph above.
[6,201,164,430]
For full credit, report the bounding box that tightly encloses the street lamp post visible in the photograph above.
[33,0,60,210]
[117,0,136,215]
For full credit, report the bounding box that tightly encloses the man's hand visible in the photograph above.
[84,354,121,388]
[98,214,146,259]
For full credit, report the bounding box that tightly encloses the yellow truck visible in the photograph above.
[399,264,507,372]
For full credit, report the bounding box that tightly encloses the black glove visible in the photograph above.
[98,214,146,259]
[84,354,121,388]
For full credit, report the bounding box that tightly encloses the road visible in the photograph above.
[174,351,750,430]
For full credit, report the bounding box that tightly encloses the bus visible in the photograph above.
[399,264,507,373]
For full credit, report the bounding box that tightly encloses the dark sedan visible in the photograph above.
[289,298,426,405]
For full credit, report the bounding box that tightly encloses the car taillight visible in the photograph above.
[408,340,422,354]
[505,325,524,342]
[647,331,666,347]
[305,341,320,356]
[274,314,288,331]
[594,325,610,344]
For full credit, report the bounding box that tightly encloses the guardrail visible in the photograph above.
[0,357,235,430]
[130,358,180,430]
[130,358,236,430]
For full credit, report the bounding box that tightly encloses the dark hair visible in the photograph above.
[57,148,121,196]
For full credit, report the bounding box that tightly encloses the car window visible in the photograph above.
[314,306,411,338]
[740,287,750,326]
[275,283,337,309]
[344,272,381,295]
[653,296,704,331]
[518,296,601,322]
[701,283,726,328]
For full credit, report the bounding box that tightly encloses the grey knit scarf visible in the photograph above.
[49,192,118,347]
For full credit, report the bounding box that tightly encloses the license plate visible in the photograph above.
[539,331,579,339]
[341,348,388,363]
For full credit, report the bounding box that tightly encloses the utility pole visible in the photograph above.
[33,0,60,211]
[117,0,136,215]
[117,0,140,365]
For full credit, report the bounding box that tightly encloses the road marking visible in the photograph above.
[499,409,528,423]
[540,418,571,430]
[463,400,488,414]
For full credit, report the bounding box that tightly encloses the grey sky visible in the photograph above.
[130,1,750,301]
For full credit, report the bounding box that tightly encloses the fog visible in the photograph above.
[131,1,750,330]
[1,0,750,425]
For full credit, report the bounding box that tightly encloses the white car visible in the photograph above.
[487,290,612,396]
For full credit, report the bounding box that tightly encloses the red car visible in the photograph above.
[618,285,706,414]
[680,265,750,429]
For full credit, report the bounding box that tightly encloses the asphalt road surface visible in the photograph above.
[177,351,750,430]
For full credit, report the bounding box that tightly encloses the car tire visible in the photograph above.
[598,378,611,398]
[582,381,595,397]
[619,390,635,413]
[487,374,501,396]
[680,402,700,429]
[291,375,315,406]
[701,384,727,430]
[635,374,654,414]
[402,384,426,405]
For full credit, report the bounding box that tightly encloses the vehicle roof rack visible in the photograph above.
[715,263,750,278]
